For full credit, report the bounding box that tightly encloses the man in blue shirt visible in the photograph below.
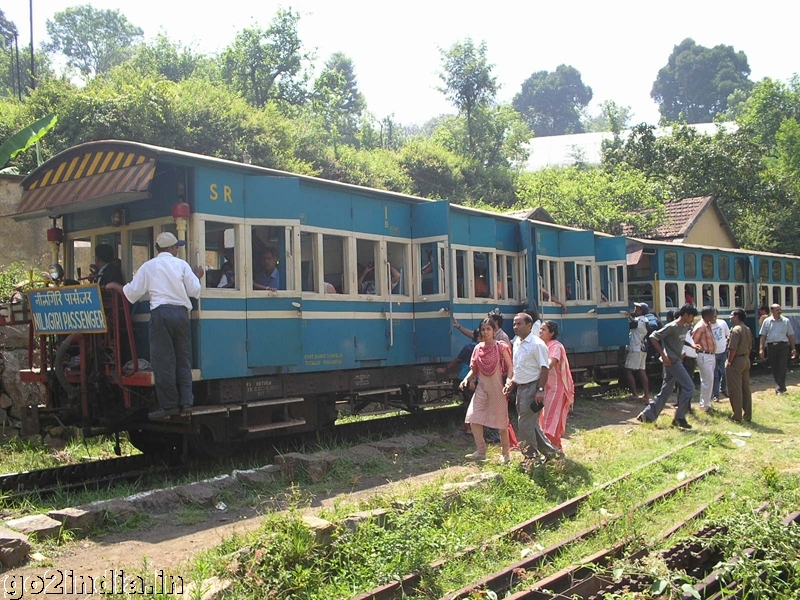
[253,247,280,291]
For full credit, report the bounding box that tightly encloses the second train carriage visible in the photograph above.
[4,140,641,453]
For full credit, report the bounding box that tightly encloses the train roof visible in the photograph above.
[627,236,800,260]
[8,140,613,238]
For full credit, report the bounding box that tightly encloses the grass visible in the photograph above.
[0,433,139,475]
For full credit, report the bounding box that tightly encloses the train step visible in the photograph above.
[189,397,304,415]
[239,418,307,434]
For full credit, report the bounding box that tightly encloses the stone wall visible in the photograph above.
[0,174,49,268]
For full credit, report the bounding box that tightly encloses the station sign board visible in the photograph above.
[27,284,108,335]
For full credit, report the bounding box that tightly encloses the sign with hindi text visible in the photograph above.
[27,284,108,335]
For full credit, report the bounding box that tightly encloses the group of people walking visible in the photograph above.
[452,310,574,464]
[625,301,795,429]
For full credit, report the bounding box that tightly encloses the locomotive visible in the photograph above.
[3,140,796,456]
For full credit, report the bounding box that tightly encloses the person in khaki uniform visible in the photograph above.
[726,308,753,422]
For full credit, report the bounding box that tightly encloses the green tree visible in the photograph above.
[438,38,497,156]
[219,9,312,107]
[651,38,752,124]
[127,34,214,83]
[45,4,144,77]
[583,100,632,133]
[513,64,592,136]
[312,53,366,150]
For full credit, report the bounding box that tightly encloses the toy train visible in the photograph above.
[3,140,798,456]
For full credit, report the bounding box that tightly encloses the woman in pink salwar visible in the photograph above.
[538,320,574,451]
[459,319,514,463]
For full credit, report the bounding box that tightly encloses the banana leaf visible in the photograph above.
[0,114,58,169]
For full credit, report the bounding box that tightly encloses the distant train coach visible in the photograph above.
[5,139,792,455]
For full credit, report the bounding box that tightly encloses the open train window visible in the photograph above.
[323,234,347,294]
[734,285,744,308]
[628,282,653,305]
[684,283,697,306]
[664,251,678,278]
[252,225,294,292]
[718,256,730,280]
[130,227,153,278]
[701,254,714,279]
[772,286,781,305]
[786,262,794,284]
[734,257,747,282]
[205,221,238,290]
[665,283,678,308]
[702,283,714,307]
[455,250,467,299]
[599,264,624,304]
[759,285,768,307]
[473,251,493,298]
[495,255,506,300]
[719,285,730,308]
[538,259,561,305]
[504,255,518,301]
[418,241,445,296]
[785,287,794,307]
[70,237,93,281]
[684,253,696,279]
[562,261,592,301]
[300,231,318,292]
[387,241,408,296]
[356,239,378,295]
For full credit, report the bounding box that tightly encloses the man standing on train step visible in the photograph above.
[759,303,796,394]
[726,309,753,422]
[106,232,204,419]
[637,304,700,429]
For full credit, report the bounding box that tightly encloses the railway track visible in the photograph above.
[0,404,463,499]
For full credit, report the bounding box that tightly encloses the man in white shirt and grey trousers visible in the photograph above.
[503,312,563,462]
[107,232,204,419]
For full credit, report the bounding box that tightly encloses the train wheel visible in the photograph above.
[127,428,180,455]
[188,424,240,460]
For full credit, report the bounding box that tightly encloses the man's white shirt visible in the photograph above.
[511,334,550,384]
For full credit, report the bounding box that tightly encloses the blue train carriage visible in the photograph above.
[626,237,800,351]
[526,220,629,386]
[751,250,800,343]
[10,140,468,453]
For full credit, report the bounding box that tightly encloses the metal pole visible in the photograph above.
[14,32,22,100]
[29,0,35,89]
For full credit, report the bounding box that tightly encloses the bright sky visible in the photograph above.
[5,1,799,127]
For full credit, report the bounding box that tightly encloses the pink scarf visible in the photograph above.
[471,341,508,376]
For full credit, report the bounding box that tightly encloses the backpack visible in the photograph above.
[640,314,662,353]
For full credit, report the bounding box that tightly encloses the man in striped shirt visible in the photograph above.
[692,306,718,413]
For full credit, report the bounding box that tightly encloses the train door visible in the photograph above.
[411,201,451,361]
[243,177,303,368]
[519,220,536,312]
[558,230,598,352]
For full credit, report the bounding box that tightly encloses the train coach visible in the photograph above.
[626,237,800,342]
[3,140,635,455]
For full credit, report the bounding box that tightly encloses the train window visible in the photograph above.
[718,256,730,280]
[538,259,560,305]
[684,283,697,306]
[684,253,696,279]
[575,263,592,301]
[786,262,794,284]
[734,285,744,308]
[664,251,678,278]
[130,227,153,278]
[599,265,624,303]
[628,252,652,279]
[759,259,768,281]
[665,283,678,308]
[785,287,794,308]
[520,253,529,302]
[253,226,293,292]
[323,234,347,294]
[701,284,714,306]
[70,237,93,281]
[418,242,444,296]
[205,222,237,290]
[628,282,653,306]
[387,241,408,296]
[701,254,714,279]
[759,285,768,307]
[473,252,492,298]
[495,256,506,300]
[505,256,517,300]
[772,286,781,305]
[455,250,468,299]
[772,261,782,282]
[734,257,747,282]
[300,231,318,292]
[719,285,730,308]
[356,239,378,295]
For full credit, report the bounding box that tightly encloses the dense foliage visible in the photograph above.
[1,6,799,254]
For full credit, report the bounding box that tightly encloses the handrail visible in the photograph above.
[386,260,394,347]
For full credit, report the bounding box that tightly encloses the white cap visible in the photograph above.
[156,232,186,248]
